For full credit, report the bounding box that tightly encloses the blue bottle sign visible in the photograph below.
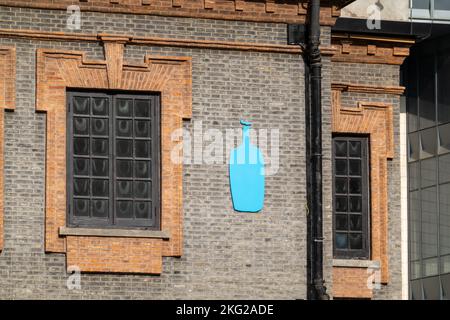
[229,120,265,213]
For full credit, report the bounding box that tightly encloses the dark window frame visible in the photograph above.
[66,90,161,230]
[332,135,371,260]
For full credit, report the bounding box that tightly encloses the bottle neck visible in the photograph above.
[242,126,250,147]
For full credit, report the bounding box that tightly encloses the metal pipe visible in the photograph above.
[305,0,329,300]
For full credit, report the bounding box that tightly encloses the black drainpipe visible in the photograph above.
[304,0,329,300]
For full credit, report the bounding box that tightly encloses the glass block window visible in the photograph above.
[332,136,370,259]
[67,91,160,229]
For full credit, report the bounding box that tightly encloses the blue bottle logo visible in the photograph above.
[229,120,265,213]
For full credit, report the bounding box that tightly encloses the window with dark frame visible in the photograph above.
[67,91,161,229]
[332,136,370,259]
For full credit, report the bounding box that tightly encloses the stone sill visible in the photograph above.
[59,226,170,240]
[333,259,380,269]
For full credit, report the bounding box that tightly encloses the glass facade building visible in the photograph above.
[404,32,450,299]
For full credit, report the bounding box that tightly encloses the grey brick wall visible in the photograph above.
[0,6,311,299]
[331,62,403,300]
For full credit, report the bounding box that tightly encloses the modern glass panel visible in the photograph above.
[437,52,450,124]
[423,276,441,300]
[421,187,438,259]
[438,123,450,154]
[420,127,437,159]
[440,184,450,257]
[409,132,420,162]
[418,55,436,129]
[420,157,437,188]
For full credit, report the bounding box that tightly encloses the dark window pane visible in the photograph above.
[91,199,108,218]
[335,159,347,175]
[134,181,151,199]
[410,280,423,300]
[135,120,151,138]
[117,160,133,178]
[74,178,89,196]
[335,177,348,194]
[409,161,420,191]
[117,99,132,117]
[116,201,133,219]
[410,191,421,262]
[117,180,133,198]
[92,98,108,116]
[335,233,348,249]
[335,214,348,231]
[92,159,108,177]
[116,119,133,137]
[74,158,89,176]
[91,118,108,136]
[438,53,450,124]
[92,179,108,197]
[409,132,420,162]
[349,177,362,194]
[422,187,438,258]
[92,138,108,156]
[335,196,347,212]
[74,118,89,135]
[421,157,437,188]
[335,140,347,157]
[407,60,419,133]
[116,139,133,157]
[73,96,89,115]
[435,0,450,10]
[349,233,363,249]
[135,201,151,219]
[349,214,362,231]
[135,100,150,118]
[419,54,436,129]
[441,273,450,300]
[423,257,438,277]
[412,0,430,9]
[349,159,361,176]
[439,154,450,184]
[440,184,450,256]
[135,140,151,158]
[411,260,422,280]
[135,161,151,178]
[74,199,89,217]
[349,141,361,157]
[74,137,89,155]
[349,196,362,212]
[420,127,437,159]
[439,123,450,154]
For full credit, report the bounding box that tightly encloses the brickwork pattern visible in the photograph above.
[331,62,403,300]
[0,0,340,25]
[0,6,308,298]
[0,46,15,251]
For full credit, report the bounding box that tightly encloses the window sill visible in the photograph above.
[333,259,380,269]
[59,226,170,240]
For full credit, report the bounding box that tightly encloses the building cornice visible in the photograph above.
[0,0,342,25]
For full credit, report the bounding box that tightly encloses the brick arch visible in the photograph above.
[36,37,192,274]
